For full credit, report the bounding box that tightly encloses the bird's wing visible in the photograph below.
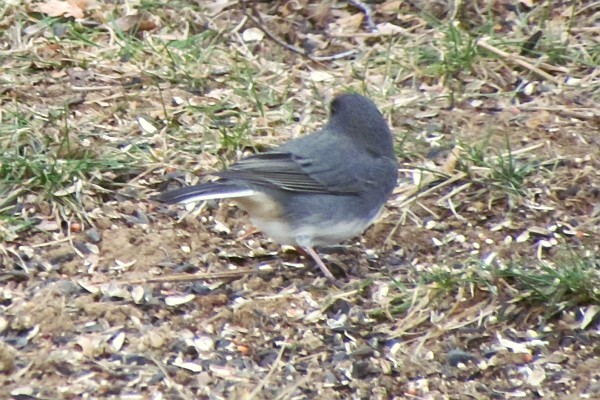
[215,150,374,194]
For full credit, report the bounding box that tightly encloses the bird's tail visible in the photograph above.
[153,182,256,204]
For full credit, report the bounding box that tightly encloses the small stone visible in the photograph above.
[51,279,81,296]
[351,360,372,379]
[85,228,102,243]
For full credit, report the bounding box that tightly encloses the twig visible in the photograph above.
[90,268,257,285]
[150,356,193,400]
[477,38,563,86]
[241,0,358,61]
[449,0,466,21]
[30,236,72,248]
[2,246,29,273]
[446,195,467,221]
[242,1,301,54]
[348,0,376,31]
[384,171,466,248]
[310,49,360,61]
[329,30,406,38]
[436,182,472,205]
[70,85,116,92]
[516,105,599,120]
[245,339,287,400]
[202,308,233,325]
[273,375,310,400]
[398,171,467,207]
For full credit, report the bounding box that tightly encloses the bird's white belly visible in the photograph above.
[250,216,372,247]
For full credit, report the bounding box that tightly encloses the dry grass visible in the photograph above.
[1,0,600,398]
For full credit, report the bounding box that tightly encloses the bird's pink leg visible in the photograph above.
[304,246,336,281]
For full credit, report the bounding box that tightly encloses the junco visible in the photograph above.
[155,93,398,281]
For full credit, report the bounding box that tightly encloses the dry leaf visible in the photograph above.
[525,365,546,386]
[146,330,165,348]
[377,22,408,35]
[138,116,158,134]
[205,0,237,16]
[333,13,363,32]
[113,14,158,34]
[306,70,334,82]
[100,283,130,299]
[113,15,140,33]
[520,0,536,8]
[34,0,86,19]
[307,1,333,27]
[379,0,403,13]
[77,335,104,357]
[53,180,82,196]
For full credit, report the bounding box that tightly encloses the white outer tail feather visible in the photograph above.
[175,189,257,204]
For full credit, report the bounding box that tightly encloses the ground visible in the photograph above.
[1,0,600,399]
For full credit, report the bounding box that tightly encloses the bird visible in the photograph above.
[154,93,398,281]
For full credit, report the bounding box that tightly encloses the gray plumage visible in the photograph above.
[154,93,398,281]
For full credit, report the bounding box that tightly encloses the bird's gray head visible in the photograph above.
[326,93,396,159]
